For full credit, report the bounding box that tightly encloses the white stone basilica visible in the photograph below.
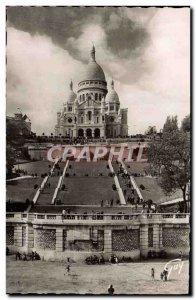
[55,46,128,138]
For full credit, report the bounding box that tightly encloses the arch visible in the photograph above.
[94,128,100,138]
[86,128,92,138]
[78,128,84,137]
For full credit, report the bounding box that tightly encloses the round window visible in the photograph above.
[68,118,72,123]
[110,116,115,122]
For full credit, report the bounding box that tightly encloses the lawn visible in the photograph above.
[6,256,189,294]
[134,177,182,204]
[57,177,119,205]
[68,161,109,177]
[6,178,43,203]
[125,161,149,173]
[13,161,52,176]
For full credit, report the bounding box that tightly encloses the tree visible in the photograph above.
[181,115,190,133]
[145,126,157,136]
[147,116,190,212]
[6,146,15,179]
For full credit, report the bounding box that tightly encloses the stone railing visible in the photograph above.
[51,160,69,204]
[6,212,190,224]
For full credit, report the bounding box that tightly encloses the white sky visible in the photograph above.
[6,7,190,135]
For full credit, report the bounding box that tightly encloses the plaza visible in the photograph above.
[6,256,189,294]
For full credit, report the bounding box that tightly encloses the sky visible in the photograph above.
[6,7,190,135]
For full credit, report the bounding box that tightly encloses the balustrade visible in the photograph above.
[6,212,189,223]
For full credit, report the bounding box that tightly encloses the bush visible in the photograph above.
[140,184,145,190]
[159,250,167,259]
[25,198,30,205]
[112,184,117,191]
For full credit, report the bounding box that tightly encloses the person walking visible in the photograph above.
[160,272,164,280]
[151,268,155,279]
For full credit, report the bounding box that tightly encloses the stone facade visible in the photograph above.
[55,46,128,138]
[6,213,190,261]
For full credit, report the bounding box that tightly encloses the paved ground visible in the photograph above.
[6,256,189,295]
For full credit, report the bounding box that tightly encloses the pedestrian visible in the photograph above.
[31,251,34,261]
[15,252,21,261]
[163,268,168,281]
[108,284,115,295]
[151,268,155,279]
[160,272,164,280]
[179,250,183,261]
[101,200,103,207]
[65,264,70,275]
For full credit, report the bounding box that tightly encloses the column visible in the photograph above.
[153,224,161,250]
[140,224,148,258]
[92,129,95,138]
[104,229,112,253]
[14,224,22,248]
[26,224,34,253]
[56,228,63,252]
[159,225,163,248]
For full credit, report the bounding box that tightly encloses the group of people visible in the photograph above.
[15,251,40,261]
[151,267,169,281]
[100,199,115,207]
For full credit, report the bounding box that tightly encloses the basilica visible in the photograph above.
[55,46,128,138]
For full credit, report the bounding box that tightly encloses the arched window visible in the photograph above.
[99,94,102,101]
[88,111,92,121]
[95,93,98,101]
[82,94,85,101]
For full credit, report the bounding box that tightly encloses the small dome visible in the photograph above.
[79,46,106,82]
[105,80,120,103]
[67,80,77,103]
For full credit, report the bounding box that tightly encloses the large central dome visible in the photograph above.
[79,46,106,82]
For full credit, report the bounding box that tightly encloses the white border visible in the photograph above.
[0,1,194,299]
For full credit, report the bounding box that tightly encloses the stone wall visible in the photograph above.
[6,213,190,261]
